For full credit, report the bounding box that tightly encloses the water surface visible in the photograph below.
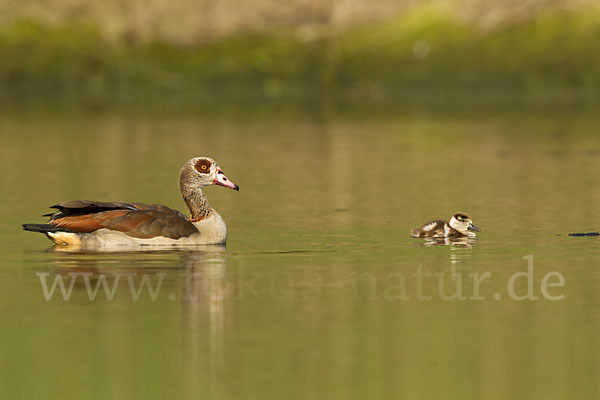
[1,109,599,399]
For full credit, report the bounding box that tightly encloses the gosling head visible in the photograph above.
[180,157,239,191]
[449,212,480,236]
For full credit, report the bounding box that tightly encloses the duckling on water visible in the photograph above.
[411,212,480,238]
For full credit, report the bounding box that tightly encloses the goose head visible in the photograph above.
[449,212,480,235]
[180,157,239,191]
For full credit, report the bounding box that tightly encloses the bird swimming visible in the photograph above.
[22,157,238,248]
[411,212,480,239]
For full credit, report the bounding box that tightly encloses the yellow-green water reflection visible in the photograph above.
[0,110,599,399]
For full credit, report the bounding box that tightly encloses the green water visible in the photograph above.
[1,109,599,399]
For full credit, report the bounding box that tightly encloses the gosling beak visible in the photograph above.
[214,170,239,191]
[467,223,480,232]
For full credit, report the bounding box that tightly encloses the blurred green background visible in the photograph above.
[1,0,599,107]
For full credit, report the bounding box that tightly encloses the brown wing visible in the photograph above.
[100,210,198,239]
[47,200,188,220]
[48,200,197,239]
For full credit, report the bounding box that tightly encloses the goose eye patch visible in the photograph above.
[195,159,212,173]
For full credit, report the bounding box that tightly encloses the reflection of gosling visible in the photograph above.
[411,212,480,238]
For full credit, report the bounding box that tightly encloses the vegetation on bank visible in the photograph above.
[1,8,599,105]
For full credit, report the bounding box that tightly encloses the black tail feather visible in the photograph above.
[22,224,71,234]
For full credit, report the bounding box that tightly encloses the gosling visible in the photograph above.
[411,212,480,238]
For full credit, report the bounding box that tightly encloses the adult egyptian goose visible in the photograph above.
[22,157,239,247]
[411,212,480,239]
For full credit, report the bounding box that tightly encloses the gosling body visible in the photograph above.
[411,212,480,238]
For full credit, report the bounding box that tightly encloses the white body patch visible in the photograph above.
[422,222,437,232]
[190,212,227,245]
[443,224,451,237]
[47,212,228,250]
[47,232,82,247]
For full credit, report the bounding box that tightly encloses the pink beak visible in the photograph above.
[214,170,239,191]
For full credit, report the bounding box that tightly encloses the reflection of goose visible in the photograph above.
[181,249,230,328]
[180,249,230,398]
[44,248,230,318]
[23,157,239,249]
[38,247,231,394]
[411,212,480,239]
